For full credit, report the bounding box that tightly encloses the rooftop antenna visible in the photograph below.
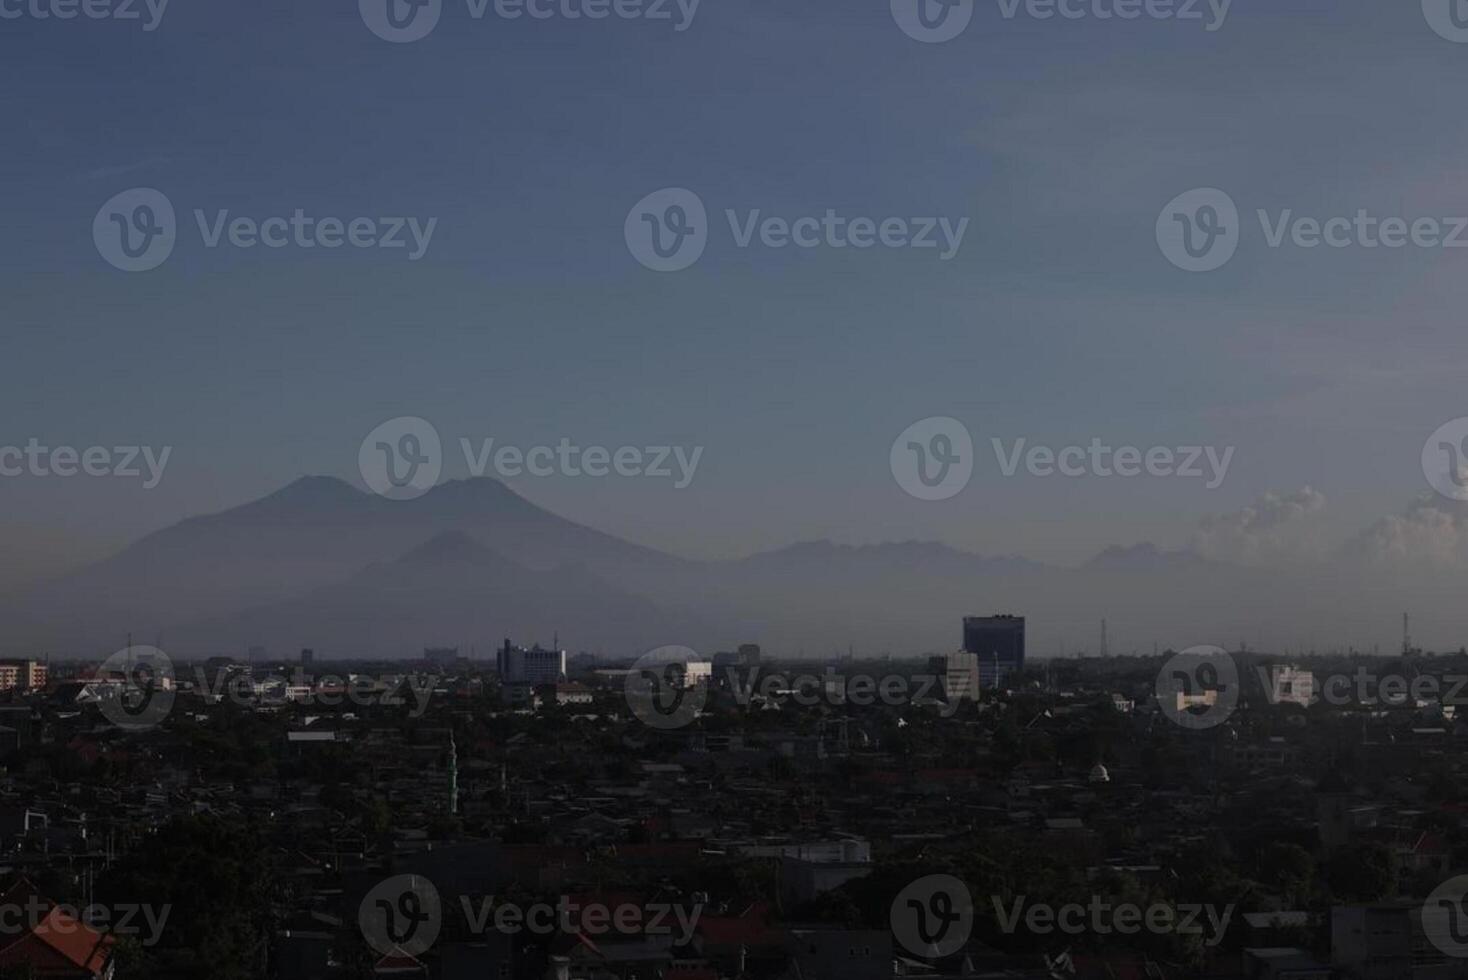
[1099,619,1108,657]
[1403,612,1412,656]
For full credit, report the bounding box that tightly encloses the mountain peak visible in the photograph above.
[264,475,363,503]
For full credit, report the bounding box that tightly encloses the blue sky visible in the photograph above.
[4,0,1468,582]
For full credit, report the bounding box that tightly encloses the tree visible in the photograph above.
[1325,843,1394,902]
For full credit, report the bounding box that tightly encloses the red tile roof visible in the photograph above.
[0,906,116,977]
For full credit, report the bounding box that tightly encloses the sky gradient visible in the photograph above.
[4,0,1468,638]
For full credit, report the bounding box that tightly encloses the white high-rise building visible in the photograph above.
[943,651,980,703]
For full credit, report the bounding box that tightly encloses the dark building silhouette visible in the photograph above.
[963,614,1025,688]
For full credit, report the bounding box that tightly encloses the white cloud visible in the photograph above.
[1351,495,1468,568]
[1190,487,1328,564]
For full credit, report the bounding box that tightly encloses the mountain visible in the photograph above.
[3,475,1311,659]
[1082,543,1219,573]
[2,477,689,654]
[173,531,707,657]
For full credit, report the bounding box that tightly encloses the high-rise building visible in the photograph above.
[962,615,1025,688]
[941,651,980,703]
[496,639,566,685]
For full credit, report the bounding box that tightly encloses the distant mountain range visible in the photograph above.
[1,476,1442,658]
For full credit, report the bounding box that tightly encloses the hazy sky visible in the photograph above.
[4,0,1468,583]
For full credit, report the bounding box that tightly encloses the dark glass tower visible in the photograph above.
[962,614,1025,687]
